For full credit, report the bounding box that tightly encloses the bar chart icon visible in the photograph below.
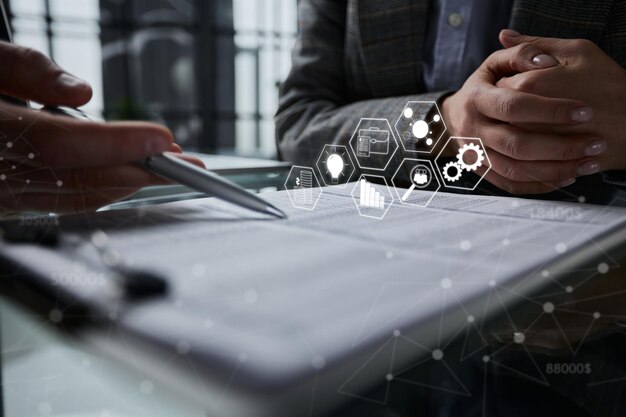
[359,179,386,210]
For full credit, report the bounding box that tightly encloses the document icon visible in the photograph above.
[357,127,390,157]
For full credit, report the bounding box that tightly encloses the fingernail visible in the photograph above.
[559,178,576,188]
[584,140,607,157]
[56,73,88,89]
[532,54,558,68]
[571,107,594,123]
[501,29,522,38]
[577,160,600,176]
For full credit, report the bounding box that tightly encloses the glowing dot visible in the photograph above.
[426,138,434,146]
[598,263,609,274]
[18,117,22,121]
[11,165,15,170]
[386,373,394,381]
[26,180,30,184]
[56,180,63,187]
[578,196,586,203]
[393,329,401,337]
[0,175,6,181]
[312,355,326,370]
[204,319,214,329]
[511,201,520,208]
[502,239,510,246]
[441,278,452,289]
[482,355,491,363]
[566,286,573,293]
[541,270,550,277]
[556,243,567,254]
[239,353,248,362]
[6,142,12,148]
[513,332,526,344]
[432,349,444,360]
[49,309,63,323]
[543,302,555,314]
[28,153,35,159]
[403,108,414,119]
[412,120,430,139]
[433,115,441,122]
[460,240,472,251]
[467,315,475,323]
[386,251,394,259]
[489,280,496,287]
[593,312,601,320]
[244,289,258,304]
[140,380,154,394]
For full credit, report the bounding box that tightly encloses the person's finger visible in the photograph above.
[487,148,599,182]
[0,41,92,107]
[499,29,540,49]
[472,85,592,125]
[483,124,607,161]
[0,102,175,169]
[481,168,575,195]
[480,42,559,80]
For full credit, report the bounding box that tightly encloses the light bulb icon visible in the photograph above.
[327,153,344,184]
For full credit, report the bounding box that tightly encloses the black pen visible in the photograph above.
[43,106,287,219]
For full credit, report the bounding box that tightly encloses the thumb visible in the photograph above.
[499,29,540,48]
[499,30,559,69]
[0,41,92,107]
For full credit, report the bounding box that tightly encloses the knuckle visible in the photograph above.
[571,39,594,52]
[513,74,539,93]
[560,144,578,161]
[503,134,523,159]
[497,95,518,120]
[502,162,518,181]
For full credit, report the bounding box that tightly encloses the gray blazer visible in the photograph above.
[275,0,626,186]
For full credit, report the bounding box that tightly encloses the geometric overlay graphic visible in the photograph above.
[349,118,399,172]
[391,159,441,207]
[351,174,395,220]
[435,137,491,191]
[394,101,446,154]
[284,165,323,210]
[316,144,356,188]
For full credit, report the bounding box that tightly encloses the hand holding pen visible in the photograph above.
[0,41,205,215]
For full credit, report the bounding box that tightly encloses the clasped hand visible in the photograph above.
[442,29,626,194]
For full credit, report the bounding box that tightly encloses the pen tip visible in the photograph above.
[266,206,287,219]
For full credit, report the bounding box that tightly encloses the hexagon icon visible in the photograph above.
[351,174,395,220]
[285,166,323,210]
[316,145,355,188]
[434,137,492,191]
[348,118,399,172]
[391,159,441,207]
[394,101,446,154]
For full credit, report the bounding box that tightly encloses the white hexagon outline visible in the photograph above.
[284,165,323,211]
[391,158,441,207]
[394,101,447,154]
[315,144,356,188]
[350,174,395,220]
[434,137,492,191]
[348,118,399,172]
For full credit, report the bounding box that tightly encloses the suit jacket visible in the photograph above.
[275,0,626,195]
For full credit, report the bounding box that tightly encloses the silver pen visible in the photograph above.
[42,106,287,219]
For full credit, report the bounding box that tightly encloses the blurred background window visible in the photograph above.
[5,0,297,158]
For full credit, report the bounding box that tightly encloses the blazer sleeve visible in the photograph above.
[275,0,449,176]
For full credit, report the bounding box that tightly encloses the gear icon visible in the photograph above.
[457,143,485,171]
[442,162,463,182]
